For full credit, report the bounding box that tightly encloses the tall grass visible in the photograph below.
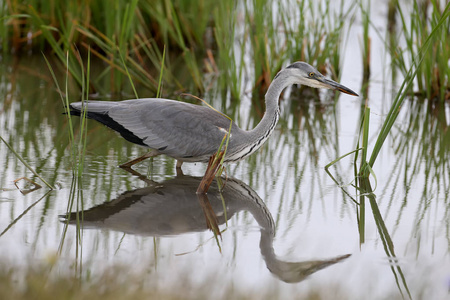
[366,4,448,171]
[2,0,353,101]
[213,0,245,99]
[44,50,93,275]
[44,50,89,176]
[391,0,449,102]
[285,0,353,77]
[351,0,450,181]
[359,0,371,88]
[2,0,211,94]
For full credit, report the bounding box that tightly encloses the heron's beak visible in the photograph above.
[319,77,359,96]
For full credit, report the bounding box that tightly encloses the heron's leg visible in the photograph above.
[120,164,160,185]
[176,160,184,176]
[119,149,159,169]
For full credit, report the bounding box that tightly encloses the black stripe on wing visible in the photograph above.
[70,109,146,146]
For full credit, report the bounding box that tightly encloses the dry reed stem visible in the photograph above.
[196,152,224,194]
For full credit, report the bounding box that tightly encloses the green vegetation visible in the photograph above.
[391,0,450,102]
[356,1,449,181]
[359,0,371,88]
[1,0,448,203]
[1,0,448,101]
[1,0,353,99]
[0,1,449,298]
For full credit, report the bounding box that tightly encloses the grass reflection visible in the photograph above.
[385,98,449,247]
[326,96,449,299]
[59,177,84,278]
[357,177,412,299]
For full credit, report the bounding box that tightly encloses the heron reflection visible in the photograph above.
[61,175,350,283]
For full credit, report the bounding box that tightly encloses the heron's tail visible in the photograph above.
[68,101,146,146]
[69,101,119,114]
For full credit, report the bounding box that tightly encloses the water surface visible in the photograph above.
[0,4,449,299]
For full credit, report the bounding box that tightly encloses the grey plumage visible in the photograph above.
[71,99,240,162]
[69,62,358,166]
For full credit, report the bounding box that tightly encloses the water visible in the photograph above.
[1,9,449,300]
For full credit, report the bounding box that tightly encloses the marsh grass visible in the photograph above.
[349,1,450,182]
[4,0,446,105]
[213,0,245,99]
[243,0,354,99]
[359,0,371,87]
[44,51,88,177]
[326,145,413,299]
[391,0,450,102]
[286,0,353,77]
[44,49,93,275]
[2,0,353,101]
[323,5,449,295]
[371,11,447,164]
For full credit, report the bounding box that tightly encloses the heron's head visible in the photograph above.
[277,62,358,96]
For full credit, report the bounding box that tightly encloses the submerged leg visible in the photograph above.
[120,164,160,185]
[176,160,183,169]
[196,152,225,194]
[176,160,184,176]
[119,149,160,169]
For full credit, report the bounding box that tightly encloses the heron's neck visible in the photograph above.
[226,71,295,161]
[250,71,294,138]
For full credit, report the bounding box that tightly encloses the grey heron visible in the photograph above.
[69,62,358,169]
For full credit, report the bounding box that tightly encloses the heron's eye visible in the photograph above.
[309,72,314,77]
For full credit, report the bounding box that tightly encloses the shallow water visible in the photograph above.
[1,4,449,300]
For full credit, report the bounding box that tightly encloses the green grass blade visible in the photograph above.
[119,50,139,99]
[325,148,364,170]
[156,45,166,99]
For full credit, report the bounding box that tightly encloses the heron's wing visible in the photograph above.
[73,99,236,159]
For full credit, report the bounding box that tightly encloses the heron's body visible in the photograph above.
[70,98,269,163]
[70,62,357,168]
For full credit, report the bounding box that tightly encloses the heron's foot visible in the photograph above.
[119,150,159,169]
